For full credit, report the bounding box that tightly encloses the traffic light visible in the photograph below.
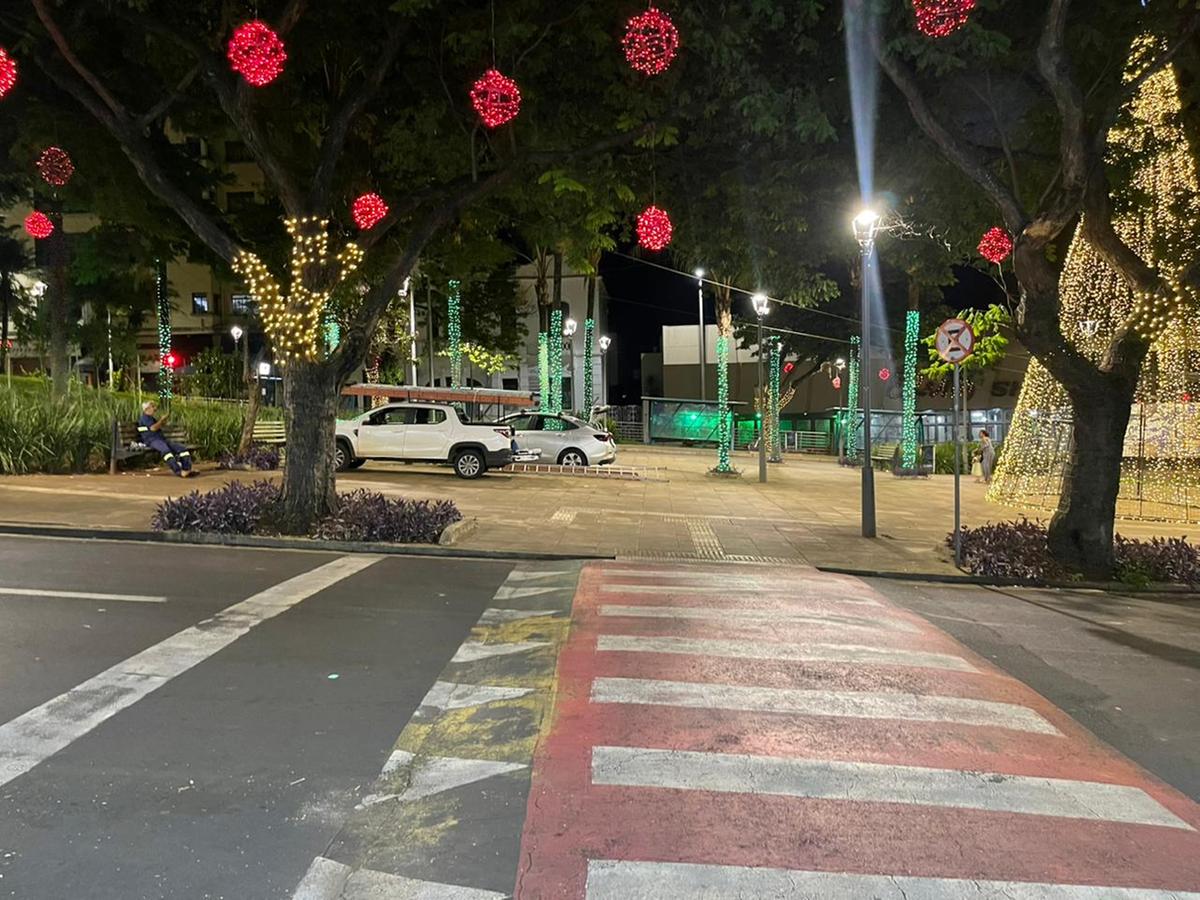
[163,351,179,369]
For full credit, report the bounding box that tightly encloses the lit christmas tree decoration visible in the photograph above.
[36,146,75,187]
[23,211,54,239]
[978,226,1014,264]
[0,48,16,99]
[227,20,288,87]
[990,40,1200,522]
[447,280,463,388]
[155,259,172,400]
[912,0,975,38]
[351,193,388,230]
[470,69,521,128]
[232,217,362,362]
[622,7,680,76]
[901,309,920,469]
[636,205,673,251]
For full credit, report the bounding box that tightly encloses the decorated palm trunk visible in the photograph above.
[989,47,1200,523]
[155,258,171,401]
[901,309,920,469]
[846,336,861,460]
[549,307,564,415]
[769,338,782,462]
[583,318,596,415]
[537,334,550,413]
[447,279,462,389]
[715,335,733,472]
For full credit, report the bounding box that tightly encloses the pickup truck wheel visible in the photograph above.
[558,448,587,467]
[453,448,485,479]
[334,440,355,472]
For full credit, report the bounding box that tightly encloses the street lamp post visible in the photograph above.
[752,292,770,484]
[598,335,612,408]
[230,324,248,397]
[694,268,707,402]
[853,209,881,538]
[563,317,578,413]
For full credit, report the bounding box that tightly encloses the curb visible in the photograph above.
[0,522,612,562]
[817,565,1200,596]
[437,516,478,546]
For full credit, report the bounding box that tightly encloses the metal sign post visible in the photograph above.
[935,318,976,570]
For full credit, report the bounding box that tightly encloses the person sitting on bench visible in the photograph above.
[138,400,193,478]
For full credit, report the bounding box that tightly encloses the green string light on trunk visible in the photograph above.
[583,318,595,415]
[715,334,733,472]
[447,279,462,389]
[155,258,172,401]
[902,309,920,469]
[549,307,563,415]
[769,336,782,462]
[538,333,550,412]
[846,335,860,460]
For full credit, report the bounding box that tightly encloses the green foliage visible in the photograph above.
[183,347,242,400]
[923,305,1011,381]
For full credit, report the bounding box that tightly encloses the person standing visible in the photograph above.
[977,428,995,483]
[138,400,193,477]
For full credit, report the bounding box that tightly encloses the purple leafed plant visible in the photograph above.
[152,480,282,535]
[218,444,281,471]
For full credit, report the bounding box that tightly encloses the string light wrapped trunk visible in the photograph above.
[769,337,782,463]
[538,333,550,413]
[549,307,564,415]
[901,309,920,469]
[846,336,861,460]
[447,279,463,389]
[155,258,172,400]
[583,318,596,415]
[715,335,733,472]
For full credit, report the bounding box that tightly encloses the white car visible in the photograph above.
[498,413,617,467]
[334,403,513,479]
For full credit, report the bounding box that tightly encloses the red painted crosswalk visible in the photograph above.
[516,562,1200,898]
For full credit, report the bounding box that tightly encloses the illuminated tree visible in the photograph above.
[990,52,1200,520]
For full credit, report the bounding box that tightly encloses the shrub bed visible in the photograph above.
[951,519,1200,585]
[152,480,462,544]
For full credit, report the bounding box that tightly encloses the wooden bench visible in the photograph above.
[870,442,900,472]
[110,418,192,473]
[251,419,286,446]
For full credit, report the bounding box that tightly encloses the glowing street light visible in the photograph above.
[853,208,881,250]
[229,325,244,342]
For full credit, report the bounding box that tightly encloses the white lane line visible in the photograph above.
[0,586,167,603]
[591,677,1059,735]
[586,861,1200,899]
[599,604,915,632]
[599,582,880,603]
[597,634,976,673]
[0,555,381,789]
[591,746,1192,831]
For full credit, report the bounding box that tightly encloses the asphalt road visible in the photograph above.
[0,535,515,900]
[875,578,1200,802]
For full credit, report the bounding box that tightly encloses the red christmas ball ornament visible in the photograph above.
[470,69,522,129]
[0,48,17,99]
[636,205,673,252]
[622,7,680,76]
[912,0,975,39]
[352,193,389,230]
[879,367,892,381]
[832,375,842,390]
[36,146,75,187]
[24,211,54,240]
[227,20,288,87]
[978,226,1014,264]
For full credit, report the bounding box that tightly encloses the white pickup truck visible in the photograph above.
[334,402,514,478]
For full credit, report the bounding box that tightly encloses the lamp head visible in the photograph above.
[853,208,881,248]
[751,292,770,317]
[229,325,244,342]
[258,361,272,376]
[693,267,705,280]
[598,335,612,352]
[836,357,846,369]
[563,318,578,337]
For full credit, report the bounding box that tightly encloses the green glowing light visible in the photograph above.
[447,279,462,389]
[538,333,550,412]
[583,318,595,415]
[769,336,782,462]
[155,258,172,401]
[549,308,563,415]
[902,309,920,469]
[846,336,860,460]
[715,334,733,472]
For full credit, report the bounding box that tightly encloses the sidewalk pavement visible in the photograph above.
[0,445,1192,577]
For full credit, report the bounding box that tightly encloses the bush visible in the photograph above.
[151,480,461,544]
[951,519,1200,584]
[218,444,281,471]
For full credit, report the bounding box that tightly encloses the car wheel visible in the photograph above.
[558,448,587,467]
[334,440,355,472]
[454,448,486,479]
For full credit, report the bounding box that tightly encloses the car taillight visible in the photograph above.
[495,427,514,438]
[594,433,610,442]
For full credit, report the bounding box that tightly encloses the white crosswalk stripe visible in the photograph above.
[598,604,915,632]
[591,677,1059,735]
[591,746,1192,830]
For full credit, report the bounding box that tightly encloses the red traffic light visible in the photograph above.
[163,352,179,368]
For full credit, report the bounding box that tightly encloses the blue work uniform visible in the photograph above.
[137,413,192,475]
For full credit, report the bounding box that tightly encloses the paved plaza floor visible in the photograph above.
[0,445,1191,575]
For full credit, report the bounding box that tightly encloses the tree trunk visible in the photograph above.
[278,359,341,534]
[47,262,70,396]
[237,373,263,455]
[1046,380,1134,578]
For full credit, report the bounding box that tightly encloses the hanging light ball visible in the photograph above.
[636,205,673,251]
[622,7,680,76]
[0,48,17,99]
[36,146,75,187]
[470,69,522,129]
[352,193,389,230]
[832,375,842,390]
[978,226,1014,264]
[912,0,976,39]
[879,367,892,382]
[24,211,54,240]
[227,20,288,87]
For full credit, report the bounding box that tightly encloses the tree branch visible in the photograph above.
[1034,0,1089,233]
[137,65,199,129]
[873,35,1027,233]
[309,17,408,210]
[31,0,127,119]
[276,0,308,36]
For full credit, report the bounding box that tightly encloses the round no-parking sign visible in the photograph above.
[935,318,976,365]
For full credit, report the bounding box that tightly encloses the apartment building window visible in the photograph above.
[191,293,210,315]
[232,294,256,315]
[224,140,254,163]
